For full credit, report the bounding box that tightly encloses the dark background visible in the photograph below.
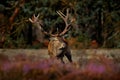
[0,0,120,49]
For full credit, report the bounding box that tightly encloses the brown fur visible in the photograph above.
[48,37,72,63]
[29,9,73,63]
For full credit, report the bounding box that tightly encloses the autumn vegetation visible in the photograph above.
[0,53,120,80]
[0,0,120,49]
[0,1,120,80]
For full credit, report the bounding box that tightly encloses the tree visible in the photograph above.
[0,0,119,48]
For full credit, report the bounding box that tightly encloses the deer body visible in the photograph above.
[29,9,73,63]
[48,37,65,57]
[48,36,72,63]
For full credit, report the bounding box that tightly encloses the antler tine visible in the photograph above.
[57,8,71,36]
[29,18,34,23]
[29,14,40,23]
[37,14,40,18]
[57,11,65,18]
[66,8,69,19]
[33,14,36,18]
[29,14,58,37]
[57,8,69,19]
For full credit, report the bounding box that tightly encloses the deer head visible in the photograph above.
[29,9,73,63]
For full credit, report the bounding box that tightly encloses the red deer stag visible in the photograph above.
[29,9,74,63]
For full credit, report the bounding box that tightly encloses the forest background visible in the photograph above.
[0,0,120,49]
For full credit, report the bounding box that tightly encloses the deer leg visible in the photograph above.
[56,52,65,63]
[65,51,72,63]
[60,57,64,64]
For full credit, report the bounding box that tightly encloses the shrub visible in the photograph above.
[0,54,119,80]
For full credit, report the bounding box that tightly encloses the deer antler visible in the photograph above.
[29,14,58,36]
[57,8,72,36]
[29,9,74,37]
[29,14,42,29]
[29,14,40,23]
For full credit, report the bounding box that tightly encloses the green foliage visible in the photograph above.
[0,0,120,48]
[77,32,90,42]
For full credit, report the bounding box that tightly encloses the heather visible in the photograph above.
[0,53,120,80]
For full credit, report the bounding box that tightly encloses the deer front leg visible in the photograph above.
[65,51,72,63]
[56,52,65,63]
[64,48,72,63]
